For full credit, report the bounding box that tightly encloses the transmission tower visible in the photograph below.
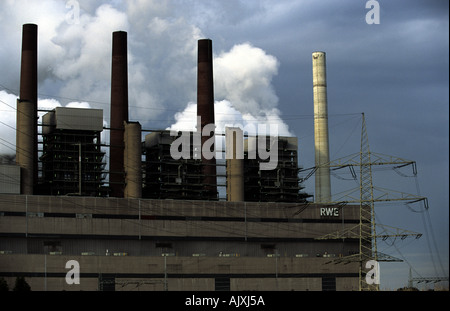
[313,113,427,291]
[358,112,378,290]
[408,267,449,288]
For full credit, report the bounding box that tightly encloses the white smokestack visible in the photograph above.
[312,51,331,203]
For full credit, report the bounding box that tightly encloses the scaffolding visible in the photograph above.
[143,131,209,200]
[39,108,107,196]
[143,131,311,203]
[244,136,311,203]
[40,130,107,196]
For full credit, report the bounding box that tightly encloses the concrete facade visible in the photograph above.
[0,165,20,194]
[0,195,361,291]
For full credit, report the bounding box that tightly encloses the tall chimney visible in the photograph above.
[226,127,244,202]
[109,31,129,197]
[16,24,38,195]
[312,51,331,203]
[197,39,217,199]
[124,121,142,198]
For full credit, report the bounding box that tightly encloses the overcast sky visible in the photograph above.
[0,0,448,290]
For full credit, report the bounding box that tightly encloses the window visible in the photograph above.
[98,275,115,291]
[43,241,62,254]
[215,277,230,291]
[155,242,172,249]
[322,276,336,291]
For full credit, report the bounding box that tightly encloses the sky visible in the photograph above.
[0,0,448,290]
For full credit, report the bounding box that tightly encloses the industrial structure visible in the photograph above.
[40,107,107,196]
[143,130,205,200]
[312,51,331,203]
[16,24,38,195]
[0,195,362,291]
[7,24,314,204]
[142,129,311,203]
[0,23,434,291]
[109,31,129,198]
[197,39,218,200]
[243,135,310,203]
[226,127,244,202]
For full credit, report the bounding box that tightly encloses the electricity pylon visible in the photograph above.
[408,267,449,288]
[314,113,426,291]
[358,112,378,291]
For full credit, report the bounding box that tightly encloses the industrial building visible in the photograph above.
[143,130,206,200]
[40,107,107,197]
[0,195,361,291]
[243,136,310,203]
[0,24,367,291]
[142,130,311,203]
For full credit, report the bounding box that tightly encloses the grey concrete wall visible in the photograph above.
[0,195,362,291]
[0,254,359,291]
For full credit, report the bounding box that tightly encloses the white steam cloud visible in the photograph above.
[0,1,292,157]
[214,43,279,114]
[168,43,292,137]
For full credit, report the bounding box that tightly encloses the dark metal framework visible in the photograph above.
[244,137,311,203]
[40,129,107,196]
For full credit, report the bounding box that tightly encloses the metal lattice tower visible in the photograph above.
[408,267,449,288]
[358,113,378,291]
[312,113,427,291]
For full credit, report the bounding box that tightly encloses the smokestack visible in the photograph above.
[16,24,38,195]
[124,121,142,198]
[197,39,217,199]
[109,31,129,197]
[312,51,331,203]
[226,127,244,202]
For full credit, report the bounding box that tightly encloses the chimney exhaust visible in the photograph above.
[16,24,38,195]
[197,39,217,200]
[312,51,331,203]
[109,31,129,197]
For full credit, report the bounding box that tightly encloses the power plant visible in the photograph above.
[0,24,430,291]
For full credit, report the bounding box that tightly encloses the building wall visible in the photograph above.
[0,237,357,259]
[0,195,361,291]
[0,254,359,291]
[0,165,20,194]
